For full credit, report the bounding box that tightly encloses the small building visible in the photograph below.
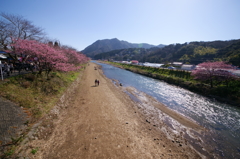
[172,62,183,66]
[143,62,164,68]
[121,61,131,64]
[131,60,139,64]
[181,64,196,71]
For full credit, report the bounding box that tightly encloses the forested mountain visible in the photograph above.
[94,47,160,61]
[81,38,165,57]
[94,39,240,66]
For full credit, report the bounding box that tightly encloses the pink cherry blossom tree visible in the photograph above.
[191,61,237,88]
[8,38,89,75]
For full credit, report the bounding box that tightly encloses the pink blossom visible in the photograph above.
[10,38,89,72]
[191,61,237,87]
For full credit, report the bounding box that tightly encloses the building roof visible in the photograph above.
[143,63,164,67]
[181,64,195,67]
[0,54,7,59]
[131,60,139,63]
[173,62,183,65]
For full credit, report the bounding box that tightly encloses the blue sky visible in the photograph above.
[1,0,240,51]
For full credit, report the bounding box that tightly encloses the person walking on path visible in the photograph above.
[95,79,98,86]
[97,80,100,86]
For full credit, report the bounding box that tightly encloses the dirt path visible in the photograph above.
[17,62,202,158]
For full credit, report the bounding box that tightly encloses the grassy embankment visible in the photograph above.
[104,61,240,107]
[0,66,86,158]
[0,67,85,121]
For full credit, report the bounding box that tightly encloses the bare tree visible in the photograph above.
[0,19,11,49]
[0,12,46,50]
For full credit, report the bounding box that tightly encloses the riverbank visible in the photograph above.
[14,62,204,158]
[102,61,240,107]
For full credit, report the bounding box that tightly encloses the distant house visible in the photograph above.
[181,64,196,71]
[143,62,164,68]
[172,62,183,66]
[121,61,131,64]
[131,60,139,64]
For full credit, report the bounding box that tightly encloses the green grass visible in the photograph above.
[4,148,15,156]
[31,147,39,155]
[0,69,84,120]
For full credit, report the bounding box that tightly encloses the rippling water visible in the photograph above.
[95,62,240,158]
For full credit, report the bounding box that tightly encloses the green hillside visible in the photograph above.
[94,39,240,66]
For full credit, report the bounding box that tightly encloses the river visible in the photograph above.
[95,61,240,158]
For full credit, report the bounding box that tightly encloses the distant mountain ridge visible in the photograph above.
[81,38,165,57]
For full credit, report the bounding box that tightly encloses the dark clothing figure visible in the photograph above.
[97,80,100,86]
[3,62,10,76]
[95,79,98,86]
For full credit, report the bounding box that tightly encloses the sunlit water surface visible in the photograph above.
[95,62,240,158]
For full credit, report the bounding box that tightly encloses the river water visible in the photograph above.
[95,62,240,158]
